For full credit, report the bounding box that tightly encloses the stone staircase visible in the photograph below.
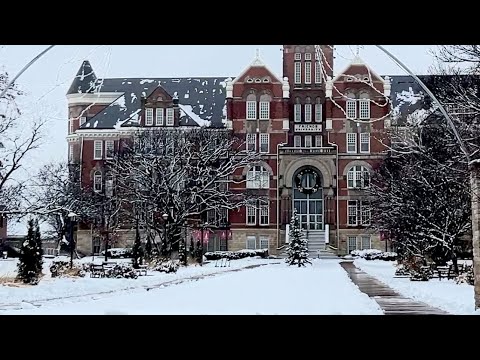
[278,230,339,259]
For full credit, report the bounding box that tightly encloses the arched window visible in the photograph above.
[246,93,257,120]
[359,92,370,119]
[94,171,102,192]
[247,165,270,189]
[305,97,312,123]
[105,173,114,197]
[315,97,322,122]
[347,166,370,189]
[294,97,301,122]
[259,94,271,120]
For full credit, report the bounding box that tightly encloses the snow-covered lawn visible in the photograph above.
[1,259,383,315]
[354,259,476,315]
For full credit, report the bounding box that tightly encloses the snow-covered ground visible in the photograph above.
[0,258,382,315]
[355,259,477,315]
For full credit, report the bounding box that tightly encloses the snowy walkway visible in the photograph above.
[341,261,449,315]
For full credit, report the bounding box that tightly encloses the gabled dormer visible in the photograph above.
[141,86,179,127]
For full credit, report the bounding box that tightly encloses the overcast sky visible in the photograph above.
[0,45,437,233]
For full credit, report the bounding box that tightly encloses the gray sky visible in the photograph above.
[1,45,437,233]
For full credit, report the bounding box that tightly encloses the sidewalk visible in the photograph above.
[340,261,449,315]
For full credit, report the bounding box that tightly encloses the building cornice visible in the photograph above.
[67,92,124,106]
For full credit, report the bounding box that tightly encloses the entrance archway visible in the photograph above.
[293,167,324,230]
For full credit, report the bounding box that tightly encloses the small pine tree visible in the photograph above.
[189,237,195,259]
[178,239,187,266]
[17,218,43,284]
[132,223,144,269]
[285,209,312,267]
[33,219,43,274]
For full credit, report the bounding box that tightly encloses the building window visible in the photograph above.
[315,135,323,147]
[294,135,302,148]
[105,140,114,159]
[305,53,312,61]
[305,103,312,123]
[260,133,269,153]
[359,99,370,119]
[315,61,322,84]
[347,133,357,153]
[259,101,270,120]
[259,236,269,250]
[94,140,103,160]
[260,203,269,225]
[166,108,174,126]
[361,201,371,225]
[347,166,370,189]
[68,144,74,162]
[246,235,256,249]
[246,133,256,152]
[80,116,87,126]
[360,133,370,153]
[348,236,357,253]
[348,201,357,226]
[294,98,301,122]
[304,135,312,148]
[145,108,154,126]
[93,171,102,192]
[360,236,371,250]
[304,61,312,84]
[294,53,301,61]
[156,108,164,126]
[246,165,270,189]
[294,62,301,84]
[246,206,256,226]
[346,99,357,119]
[69,120,74,134]
[105,174,114,198]
[315,100,322,122]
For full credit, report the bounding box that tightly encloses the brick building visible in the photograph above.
[66,45,412,256]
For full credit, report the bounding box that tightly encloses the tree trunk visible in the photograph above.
[469,161,480,310]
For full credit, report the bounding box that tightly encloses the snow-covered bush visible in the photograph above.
[456,266,474,285]
[150,259,179,273]
[394,264,411,276]
[50,261,86,278]
[409,267,433,281]
[104,263,138,279]
[350,249,397,261]
[204,249,268,261]
[102,248,133,259]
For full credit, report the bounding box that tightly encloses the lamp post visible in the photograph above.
[68,212,77,268]
[162,213,168,256]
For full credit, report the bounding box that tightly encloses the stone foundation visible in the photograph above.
[229,229,278,255]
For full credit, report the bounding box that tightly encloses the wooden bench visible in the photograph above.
[134,265,148,276]
[90,264,105,278]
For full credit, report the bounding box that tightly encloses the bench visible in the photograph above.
[90,264,105,278]
[134,265,148,276]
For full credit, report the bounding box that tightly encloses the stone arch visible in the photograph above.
[242,161,274,176]
[342,160,373,176]
[284,158,333,188]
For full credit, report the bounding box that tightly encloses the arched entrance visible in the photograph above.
[293,167,324,230]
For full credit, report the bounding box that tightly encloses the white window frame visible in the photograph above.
[347,133,357,154]
[294,53,301,61]
[346,100,357,119]
[156,108,164,126]
[315,135,323,148]
[294,135,302,148]
[259,101,270,120]
[347,166,370,189]
[294,62,301,84]
[69,144,74,162]
[80,116,87,126]
[246,166,270,189]
[315,61,322,84]
[259,236,269,250]
[246,133,257,152]
[347,200,358,226]
[69,120,74,134]
[166,108,174,126]
[145,108,154,126]
[93,171,102,193]
[260,133,269,154]
[105,140,114,160]
[94,140,103,160]
[360,236,371,250]
[304,104,312,122]
[304,135,312,148]
[246,101,257,120]
[294,103,301,122]
[246,206,256,226]
[259,203,269,226]
[360,133,370,153]
[105,174,114,198]
[304,61,312,84]
[359,99,370,119]
[348,236,357,253]
[304,53,312,61]
[361,201,371,225]
[315,103,322,122]
[246,235,256,249]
